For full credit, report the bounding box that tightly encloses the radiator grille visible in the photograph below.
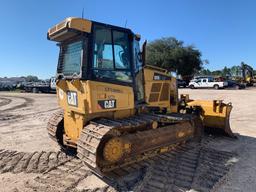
[149,82,170,102]
[160,83,170,101]
[151,83,162,92]
[149,93,159,102]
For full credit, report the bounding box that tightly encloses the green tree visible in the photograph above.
[146,37,204,77]
[198,68,211,75]
[211,70,222,76]
[25,75,39,82]
[230,65,241,77]
[222,66,231,77]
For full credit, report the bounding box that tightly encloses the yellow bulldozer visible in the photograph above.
[47,17,235,174]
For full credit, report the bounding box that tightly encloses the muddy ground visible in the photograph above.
[0,89,255,192]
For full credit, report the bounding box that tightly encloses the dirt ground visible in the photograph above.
[0,89,255,192]
[180,88,256,192]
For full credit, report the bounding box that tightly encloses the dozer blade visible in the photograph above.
[186,100,236,138]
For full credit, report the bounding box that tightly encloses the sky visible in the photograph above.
[0,0,255,79]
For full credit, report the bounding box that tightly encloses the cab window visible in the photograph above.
[113,30,130,69]
[58,40,83,77]
[93,26,113,69]
[208,77,214,82]
[93,25,132,83]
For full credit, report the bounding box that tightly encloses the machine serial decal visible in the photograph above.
[98,99,116,109]
[67,91,78,106]
[105,87,123,93]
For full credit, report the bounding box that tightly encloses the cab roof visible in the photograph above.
[47,17,139,42]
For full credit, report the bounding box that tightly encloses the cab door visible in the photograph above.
[91,24,135,112]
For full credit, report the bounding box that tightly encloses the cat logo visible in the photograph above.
[67,91,78,106]
[98,99,116,109]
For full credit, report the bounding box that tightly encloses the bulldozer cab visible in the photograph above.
[49,18,144,104]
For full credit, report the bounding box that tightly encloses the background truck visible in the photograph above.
[24,77,56,93]
[189,77,228,89]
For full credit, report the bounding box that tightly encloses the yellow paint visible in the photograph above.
[143,65,178,113]
[152,121,158,129]
[103,138,124,163]
[56,79,134,143]
[124,143,131,150]
[177,131,186,138]
[48,17,92,35]
[68,17,92,33]
[187,100,232,130]
[48,17,92,41]
[160,147,169,153]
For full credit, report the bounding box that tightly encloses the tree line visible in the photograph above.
[145,37,254,78]
[146,37,207,77]
[199,66,256,77]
